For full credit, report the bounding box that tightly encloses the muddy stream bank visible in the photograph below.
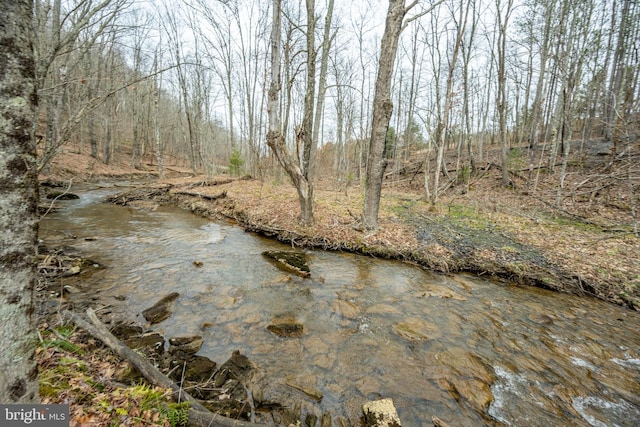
[39,183,640,426]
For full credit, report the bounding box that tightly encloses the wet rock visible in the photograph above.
[415,288,467,301]
[366,304,400,314]
[182,355,217,383]
[392,318,441,341]
[213,350,257,388]
[316,412,330,427]
[201,399,247,420]
[126,200,159,211]
[528,313,554,325]
[110,323,144,340]
[304,336,330,354]
[311,354,333,369]
[168,335,204,355]
[362,398,402,427]
[305,413,318,427]
[332,299,361,319]
[125,332,165,354]
[262,250,311,277]
[141,292,179,324]
[356,376,382,397]
[267,322,304,337]
[268,315,304,338]
[61,266,81,277]
[443,377,493,413]
[62,284,80,294]
[285,375,323,402]
[46,191,80,200]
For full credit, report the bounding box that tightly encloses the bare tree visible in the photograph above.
[361,0,413,230]
[495,0,514,187]
[361,0,444,229]
[429,0,470,205]
[0,0,39,404]
[34,0,131,171]
[266,0,335,226]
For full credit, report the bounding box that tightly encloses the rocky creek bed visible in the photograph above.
[38,243,421,426]
[35,177,640,426]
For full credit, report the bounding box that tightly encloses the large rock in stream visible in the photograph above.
[262,250,311,277]
[141,292,179,324]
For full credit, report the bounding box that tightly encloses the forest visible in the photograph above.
[1,0,639,425]
[35,0,639,224]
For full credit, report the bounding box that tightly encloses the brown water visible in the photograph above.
[40,185,640,426]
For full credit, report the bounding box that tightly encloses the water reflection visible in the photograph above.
[40,186,640,426]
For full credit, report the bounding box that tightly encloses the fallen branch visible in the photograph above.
[63,309,263,427]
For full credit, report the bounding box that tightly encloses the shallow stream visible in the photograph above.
[40,185,640,426]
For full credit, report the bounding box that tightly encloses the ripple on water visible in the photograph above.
[488,366,545,426]
[572,396,640,427]
[611,357,640,370]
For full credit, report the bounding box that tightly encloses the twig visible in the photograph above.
[40,179,74,219]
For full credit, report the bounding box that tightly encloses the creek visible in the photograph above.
[40,184,640,426]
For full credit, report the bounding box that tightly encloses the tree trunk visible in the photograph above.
[496,0,514,187]
[266,0,313,226]
[0,0,39,404]
[153,46,164,179]
[362,0,411,230]
[430,0,468,205]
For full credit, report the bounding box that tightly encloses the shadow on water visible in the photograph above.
[40,185,640,426]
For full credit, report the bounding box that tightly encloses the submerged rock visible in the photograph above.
[332,299,361,319]
[392,317,441,341]
[268,322,304,338]
[285,375,323,402]
[141,292,179,324]
[262,250,311,277]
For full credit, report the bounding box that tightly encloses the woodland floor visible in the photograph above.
[35,141,639,425]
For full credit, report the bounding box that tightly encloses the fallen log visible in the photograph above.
[175,190,227,200]
[63,308,263,427]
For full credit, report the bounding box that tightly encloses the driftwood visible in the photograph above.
[63,309,262,427]
[175,190,227,201]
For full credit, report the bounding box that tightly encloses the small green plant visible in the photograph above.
[507,146,525,169]
[164,402,190,427]
[457,165,470,184]
[229,148,244,176]
[346,172,355,186]
[40,327,84,354]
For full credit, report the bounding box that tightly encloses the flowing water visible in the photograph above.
[40,185,640,426]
